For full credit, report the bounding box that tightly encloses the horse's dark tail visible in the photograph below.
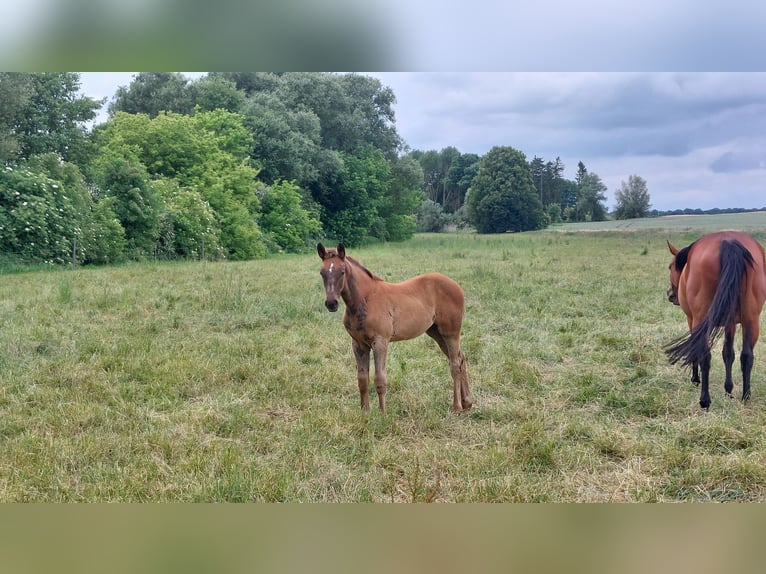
[665,239,754,367]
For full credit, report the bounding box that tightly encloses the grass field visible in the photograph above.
[2,212,766,501]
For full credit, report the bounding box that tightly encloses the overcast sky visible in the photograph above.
[79,72,766,212]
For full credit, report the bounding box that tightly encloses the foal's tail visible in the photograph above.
[665,239,755,367]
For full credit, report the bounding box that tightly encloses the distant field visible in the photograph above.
[555,210,766,232]
[3,214,766,501]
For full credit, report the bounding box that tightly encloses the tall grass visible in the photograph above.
[2,218,766,501]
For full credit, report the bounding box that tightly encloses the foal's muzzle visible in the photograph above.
[667,288,679,305]
[325,299,339,312]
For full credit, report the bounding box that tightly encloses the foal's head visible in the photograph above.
[317,242,348,312]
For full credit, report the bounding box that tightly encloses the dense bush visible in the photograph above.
[258,180,322,253]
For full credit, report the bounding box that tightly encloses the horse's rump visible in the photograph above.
[665,234,760,368]
[393,272,465,311]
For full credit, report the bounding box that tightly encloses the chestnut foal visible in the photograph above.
[317,242,472,414]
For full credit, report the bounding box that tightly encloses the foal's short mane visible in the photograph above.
[346,255,383,281]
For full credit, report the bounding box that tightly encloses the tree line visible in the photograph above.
[1,72,651,266]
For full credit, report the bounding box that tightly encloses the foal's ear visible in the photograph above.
[317,243,327,259]
[667,240,679,256]
[337,243,346,260]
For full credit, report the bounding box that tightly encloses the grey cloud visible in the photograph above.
[710,151,766,174]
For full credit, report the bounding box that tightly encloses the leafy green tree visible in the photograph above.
[154,178,221,259]
[108,73,194,118]
[547,203,563,224]
[376,154,422,241]
[242,91,323,186]
[416,199,450,232]
[221,72,400,157]
[574,164,608,222]
[576,161,588,187]
[207,73,407,243]
[93,110,265,259]
[276,73,401,158]
[190,75,246,114]
[613,174,651,219]
[532,155,567,208]
[93,156,160,255]
[416,147,460,207]
[78,196,126,265]
[258,180,322,252]
[12,73,102,168]
[211,72,283,96]
[192,108,253,159]
[530,156,545,204]
[0,73,33,163]
[466,146,546,233]
[320,146,391,246]
[445,152,480,213]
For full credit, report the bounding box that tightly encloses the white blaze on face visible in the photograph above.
[329,262,334,273]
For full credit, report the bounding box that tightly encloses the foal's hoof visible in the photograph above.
[451,400,473,414]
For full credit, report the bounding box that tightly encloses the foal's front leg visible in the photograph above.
[352,339,371,412]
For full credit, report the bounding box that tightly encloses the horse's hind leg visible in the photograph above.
[427,325,471,412]
[723,326,736,396]
[352,339,371,412]
[741,322,758,402]
[687,317,701,385]
[699,348,712,409]
[691,362,700,385]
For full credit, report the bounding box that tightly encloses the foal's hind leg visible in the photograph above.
[722,326,736,396]
[427,325,472,412]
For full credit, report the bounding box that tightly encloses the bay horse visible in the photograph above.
[665,231,766,409]
[317,242,472,414]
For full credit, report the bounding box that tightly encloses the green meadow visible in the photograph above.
[2,212,766,502]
